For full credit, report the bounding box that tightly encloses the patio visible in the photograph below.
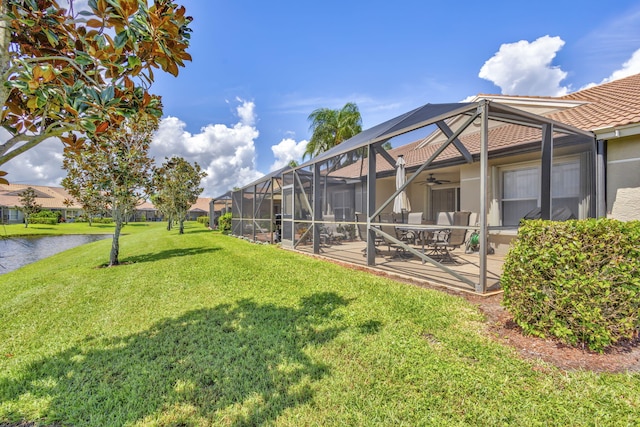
[225,99,595,294]
[291,238,504,294]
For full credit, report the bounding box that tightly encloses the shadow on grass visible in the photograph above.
[122,246,221,264]
[0,292,349,426]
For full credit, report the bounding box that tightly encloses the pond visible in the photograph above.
[0,234,112,275]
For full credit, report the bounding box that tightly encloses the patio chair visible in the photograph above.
[321,214,347,245]
[427,211,471,263]
[407,212,423,225]
[398,212,423,244]
[372,222,411,258]
[355,213,383,256]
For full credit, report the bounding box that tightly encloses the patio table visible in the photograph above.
[394,225,447,263]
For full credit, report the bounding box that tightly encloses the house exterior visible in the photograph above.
[186,197,213,221]
[224,73,640,293]
[0,183,83,224]
[372,73,640,252]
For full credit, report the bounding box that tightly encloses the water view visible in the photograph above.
[0,234,111,275]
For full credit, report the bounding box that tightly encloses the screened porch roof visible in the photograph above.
[297,101,593,170]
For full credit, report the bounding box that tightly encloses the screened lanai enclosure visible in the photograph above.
[228,100,597,293]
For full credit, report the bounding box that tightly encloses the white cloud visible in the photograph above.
[479,35,569,96]
[269,138,308,171]
[1,130,65,186]
[151,99,264,197]
[578,47,640,90]
[601,48,640,83]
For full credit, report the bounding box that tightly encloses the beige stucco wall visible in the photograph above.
[606,135,640,221]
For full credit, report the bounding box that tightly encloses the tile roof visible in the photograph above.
[0,183,81,209]
[190,197,212,212]
[555,73,640,130]
[1,183,215,216]
[332,73,640,177]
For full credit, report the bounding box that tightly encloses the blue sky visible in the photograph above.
[4,0,640,197]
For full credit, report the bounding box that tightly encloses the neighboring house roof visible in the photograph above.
[331,73,640,178]
[0,183,81,209]
[136,200,157,211]
[190,197,212,213]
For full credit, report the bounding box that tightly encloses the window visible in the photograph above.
[502,167,539,226]
[429,187,460,221]
[332,190,354,221]
[500,158,581,226]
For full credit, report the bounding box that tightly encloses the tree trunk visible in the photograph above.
[166,217,172,231]
[110,209,123,266]
[179,219,184,234]
[0,0,11,110]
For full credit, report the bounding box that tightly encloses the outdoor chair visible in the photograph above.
[397,211,423,244]
[321,214,347,245]
[355,213,385,256]
[371,223,404,257]
[426,211,471,263]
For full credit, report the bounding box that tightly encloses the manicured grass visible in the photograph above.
[0,224,638,426]
[1,221,157,237]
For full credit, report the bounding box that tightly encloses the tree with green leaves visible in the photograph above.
[61,177,108,226]
[62,113,156,266]
[150,192,174,231]
[152,156,206,234]
[303,102,362,160]
[0,0,192,170]
[16,186,40,227]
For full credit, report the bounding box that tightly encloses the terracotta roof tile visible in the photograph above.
[0,183,81,209]
[363,73,640,173]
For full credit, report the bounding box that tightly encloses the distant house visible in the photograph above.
[132,200,161,222]
[1,183,215,225]
[0,183,83,224]
[186,197,213,221]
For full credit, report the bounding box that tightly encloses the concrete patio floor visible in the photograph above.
[289,239,504,295]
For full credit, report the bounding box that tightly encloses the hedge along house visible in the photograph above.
[226,73,640,294]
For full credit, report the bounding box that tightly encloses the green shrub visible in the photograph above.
[92,217,114,224]
[29,210,59,224]
[31,209,58,218]
[218,212,232,234]
[502,218,640,352]
[29,217,58,225]
[197,215,209,227]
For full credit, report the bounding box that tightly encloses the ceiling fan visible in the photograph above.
[421,173,451,185]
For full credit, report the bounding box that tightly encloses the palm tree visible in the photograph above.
[303,102,362,160]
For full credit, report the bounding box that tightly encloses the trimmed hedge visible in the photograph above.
[197,215,209,227]
[502,218,640,352]
[29,217,58,225]
[76,216,114,224]
[29,210,59,225]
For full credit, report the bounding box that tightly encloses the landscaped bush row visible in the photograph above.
[75,216,114,224]
[502,218,640,352]
[29,210,59,224]
[197,215,209,227]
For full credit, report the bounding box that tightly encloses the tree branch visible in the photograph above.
[0,126,71,166]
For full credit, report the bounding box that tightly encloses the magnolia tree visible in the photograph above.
[16,186,40,227]
[152,156,205,234]
[63,113,156,266]
[0,0,192,170]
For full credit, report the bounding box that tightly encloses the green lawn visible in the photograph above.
[1,221,155,237]
[0,223,638,426]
